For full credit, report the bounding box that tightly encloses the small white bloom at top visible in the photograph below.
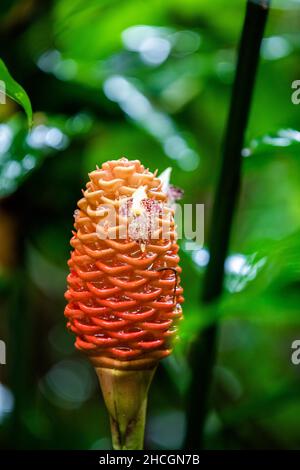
[158,167,172,194]
[131,185,147,216]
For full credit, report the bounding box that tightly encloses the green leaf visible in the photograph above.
[244,129,300,168]
[0,58,33,127]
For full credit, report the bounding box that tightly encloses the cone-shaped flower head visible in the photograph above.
[65,158,183,370]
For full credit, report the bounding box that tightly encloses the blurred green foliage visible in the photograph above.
[0,59,32,125]
[1,0,300,450]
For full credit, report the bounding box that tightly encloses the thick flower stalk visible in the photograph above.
[65,158,183,449]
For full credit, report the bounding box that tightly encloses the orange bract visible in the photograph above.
[65,158,183,370]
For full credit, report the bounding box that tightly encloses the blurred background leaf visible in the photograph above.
[0,58,32,126]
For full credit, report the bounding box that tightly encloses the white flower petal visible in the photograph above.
[158,167,172,194]
[132,185,147,215]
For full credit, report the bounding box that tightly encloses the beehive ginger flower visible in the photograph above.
[65,158,184,371]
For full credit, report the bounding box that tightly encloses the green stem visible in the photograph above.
[185,0,270,449]
[95,367,156,450]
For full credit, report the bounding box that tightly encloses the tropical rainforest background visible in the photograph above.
[1,0,300,450]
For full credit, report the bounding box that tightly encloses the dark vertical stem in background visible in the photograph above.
[185,0,270,449]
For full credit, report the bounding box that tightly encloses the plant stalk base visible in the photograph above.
[95,366,156,450]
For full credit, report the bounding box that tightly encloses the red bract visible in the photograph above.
[65,158,183,370]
